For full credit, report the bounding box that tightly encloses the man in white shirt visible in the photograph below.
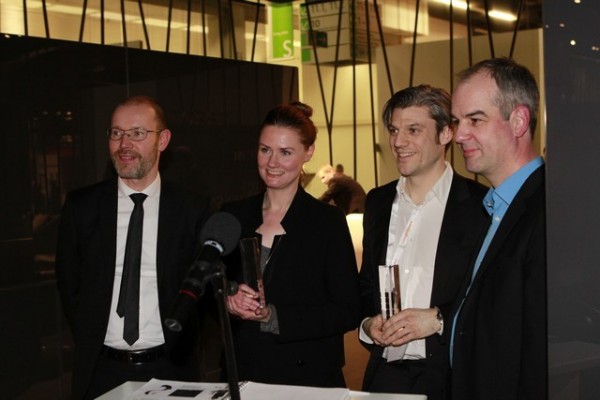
[359,85,487,400]
[56,96,210,399]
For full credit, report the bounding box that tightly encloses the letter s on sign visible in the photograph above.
[283,40,292,58]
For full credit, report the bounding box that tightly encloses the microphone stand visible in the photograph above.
[210,262,240,400]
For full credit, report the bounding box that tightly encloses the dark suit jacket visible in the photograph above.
[56,178,210,399]
[451,167,547,400]
[359,172,488,400]
[221,187,360,387]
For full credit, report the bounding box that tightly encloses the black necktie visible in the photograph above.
[117,193,147,345]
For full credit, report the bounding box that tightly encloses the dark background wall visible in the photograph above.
[544,1,600,399]
[0,34,297,399]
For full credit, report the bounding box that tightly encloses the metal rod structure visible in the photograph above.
[466,0,472,66]
[483,0,495,58]
[510,0,525,59]
[138,0,151,50]
[79,0,88,42]
[202,0,208,56]
[42,0,50,38]
[120,0,131,97]
[166,0,174,52]
[304,1,332,139]
[22,0,28,36]
[250,0,261,62]
[229,0,238,60]
[409,0,420,87]
[373,0,393,98]
[365,0,378,186]
[217,0,225,58]
[186,0,192,54]
[101,0,105,45]
[325,0,345,165]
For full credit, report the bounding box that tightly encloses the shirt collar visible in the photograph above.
[396,162,454,205]
[118,173,161,198]
[483,156,544,216]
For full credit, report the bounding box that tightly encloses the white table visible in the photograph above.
[97,381,427,400]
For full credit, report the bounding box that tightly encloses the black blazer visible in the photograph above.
[221,187,360,387]
[56,178,210,399]
[451,167,547,400]
[359,172,488,400]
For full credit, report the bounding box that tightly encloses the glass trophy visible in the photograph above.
[378,264,401,320]
[239,237,266,308]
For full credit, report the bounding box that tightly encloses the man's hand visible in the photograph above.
[380,308,441,347]
[363,315,386,346]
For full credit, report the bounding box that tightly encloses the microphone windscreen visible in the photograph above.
[199,212,242,256]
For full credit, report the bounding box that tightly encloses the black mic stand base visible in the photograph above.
[211,265,240,400]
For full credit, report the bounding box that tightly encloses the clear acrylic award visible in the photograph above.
[378,264,401,320]
[239,237,266,308]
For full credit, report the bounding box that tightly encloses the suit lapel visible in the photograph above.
[431,175,468,304]
[156,181,176,293]
[98,180,119,314]
[471,168,544,287]
[374,184,396,265]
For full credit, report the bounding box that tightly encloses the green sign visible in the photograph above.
[271,3,294,59]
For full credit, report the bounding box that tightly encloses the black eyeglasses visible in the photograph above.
[106,127,163,141]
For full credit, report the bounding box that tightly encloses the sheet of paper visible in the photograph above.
[128,379,230,400]
[127,379,349,400]
[236,381,349,400]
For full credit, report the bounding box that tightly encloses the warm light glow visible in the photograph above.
[18,1,208,33]
[488,10,518,22]
[570,40,577,46]
[433,0,518,22]
[244,33,266,41]
[139,18,186,30]
[91,11,136,23]
[432,0,468,11]
[188,25,208,34]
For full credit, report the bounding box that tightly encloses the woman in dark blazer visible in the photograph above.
[222,102,360,388]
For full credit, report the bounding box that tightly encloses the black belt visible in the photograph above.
[101,345,165,364]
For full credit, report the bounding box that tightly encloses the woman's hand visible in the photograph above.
[226,283,271,322]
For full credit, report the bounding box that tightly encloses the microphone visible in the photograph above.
[164,212,241,332]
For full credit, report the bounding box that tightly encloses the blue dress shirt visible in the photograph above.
[450,156,545,364]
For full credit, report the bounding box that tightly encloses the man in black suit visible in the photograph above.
[56,95,210,399]
[359,85,487,400]
[449,58,546,399]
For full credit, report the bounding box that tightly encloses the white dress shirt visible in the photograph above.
[104,174,165,350]
[360,163,453,361]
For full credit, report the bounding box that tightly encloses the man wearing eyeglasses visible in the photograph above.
[56,95,210,399]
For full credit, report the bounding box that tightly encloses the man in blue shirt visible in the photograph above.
[449,58,547,400]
